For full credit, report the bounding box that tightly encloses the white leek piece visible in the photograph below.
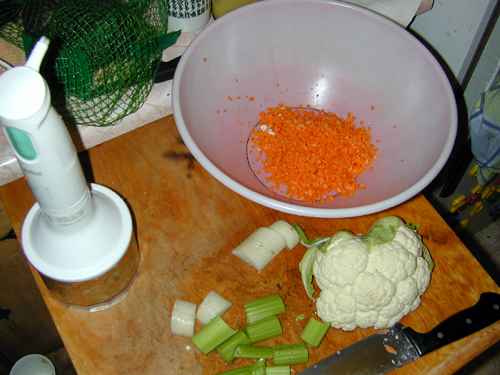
[171,299,197,337]
[232,227,286,271]
[196,290,233,325]
[268,220,300,249]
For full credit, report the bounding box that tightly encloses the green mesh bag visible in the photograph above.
[0,0,180,127]
[0,0,23,48]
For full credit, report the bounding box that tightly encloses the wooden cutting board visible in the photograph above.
[1,114,499,375]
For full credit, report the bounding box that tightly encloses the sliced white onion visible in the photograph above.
[196,290,233,325]
[231,227,286,272]
[268,220,300,249]
[171,299,197,337]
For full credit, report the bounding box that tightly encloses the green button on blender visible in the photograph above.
[5,127,37,160]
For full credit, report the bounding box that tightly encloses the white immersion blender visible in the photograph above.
[0,37,140,312]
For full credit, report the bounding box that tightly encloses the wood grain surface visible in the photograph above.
[0,114,499,375]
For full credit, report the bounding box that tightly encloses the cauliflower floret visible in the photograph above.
[313,223,432,331]
[392,226,423,257]
[350,272,396,312]
[365,243,417,283]
[413,257,432,294]
[395,278,419,307]
[313,237,368,292]
[377,296,404,327]
[316,289,357,331]
[355,309,381,329]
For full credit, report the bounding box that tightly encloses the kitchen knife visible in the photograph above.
[300,292,500,375]
[155,56,181,83]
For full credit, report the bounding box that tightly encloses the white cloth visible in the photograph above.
[469,80,500,186]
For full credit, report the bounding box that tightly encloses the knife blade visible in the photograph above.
[300,292,500,375]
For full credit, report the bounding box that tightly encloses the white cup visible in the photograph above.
[168,0,211,32]
[10,354,55,375]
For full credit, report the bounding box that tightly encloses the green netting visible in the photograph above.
[0,0,180,127]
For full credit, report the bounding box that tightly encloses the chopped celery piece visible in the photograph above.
[216,359,266,375]
[234,345,274,359]
[300,317,331,348]
[244,294,286,324]
[272,343,309,365]
[266,365,290,375]
[249,358,267,375]
[215,368,251,375]
[251,359,267,375]
[244,315,283,344]
[191,315,236,355]
[296,314,306,321]
[216,330,251,363]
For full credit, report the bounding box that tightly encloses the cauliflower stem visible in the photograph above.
[294,216,434,331]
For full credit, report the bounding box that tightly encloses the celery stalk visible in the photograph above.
[216,359,267,375]
[265,365,290,375]
[234,345,274,359]
[300,317,331,348]
[244,294,286,324]
[191,315,236,355]
[272,343,309,365]
[244,315,283,343]
[216,331,251,363]
[215,367,252,375]
[249,358,267,375]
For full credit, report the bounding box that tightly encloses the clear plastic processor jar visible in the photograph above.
[22,184,140,312]
[42,232,139,311]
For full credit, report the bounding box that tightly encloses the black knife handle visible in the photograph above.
[403,292,500,357]
[154,56,181,83]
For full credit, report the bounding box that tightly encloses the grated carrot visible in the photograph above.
[249,104,378,203]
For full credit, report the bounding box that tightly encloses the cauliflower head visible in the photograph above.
[297,216,433,331]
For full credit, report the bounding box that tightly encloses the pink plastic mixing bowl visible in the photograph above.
[172,0,457,218]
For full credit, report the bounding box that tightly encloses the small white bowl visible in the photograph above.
[172,0,457,218]
[10,354,55,375]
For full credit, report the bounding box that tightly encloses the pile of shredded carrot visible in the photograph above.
[249,104,378,203]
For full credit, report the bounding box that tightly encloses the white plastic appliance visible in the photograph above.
[0,37,139,311]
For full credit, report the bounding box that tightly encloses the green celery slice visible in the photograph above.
[191,315,236,355]
[216,330,251,363]
[244,294,286,324]
[265,365,290,375]
[272,343,309,365]
[300,317,331,348]
[234,345,274,359]
[244,315,283,344]
[215,367,252,375]
[216,358,267,375]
